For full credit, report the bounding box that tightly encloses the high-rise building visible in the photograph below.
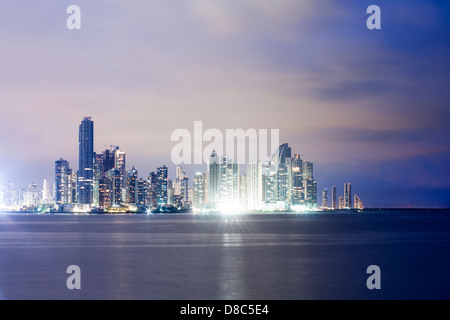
[113,147,126,203]
[339,196,344,209]
[173,165,189,207]
[55,159,71,206]
[193,172,206,210]
[147,171,157,206]
[344,183,352,209]
[137,178,148,206]
[24,183,42,207]
[181,176,190,207]
[156,166,168,205]
[220,156,240,206]
[98,175,112,209]
[106,169,122,205]
[264,143,292,205]
[354,194,364,210]
[174,166,184,196]
[290,155,304,205]
[207,150,221,208]
[247,161,263,210]
[101,148,115,173]
[332,185,337,209]
[95,146,128,207]
[206,151,240,209]
[302,161,313,181]
[78,117,94,204]
[322,189,328,208]
[42,179,51,204]
[240,174,247,209]
[302,161,317,206]
[127,167,138,204]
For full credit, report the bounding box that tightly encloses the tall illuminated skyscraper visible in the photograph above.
[240,174,247,209]
[332,185,337,209]
[174,165,185,196]
[55,158,71,205]
[302,161,317,206]
[220,156,240,206]
[113,147,126,203]
[137,178,148,206]
[207,150,220,208]
[290,154,304,205]
[344,183,352,209]
[127,166,138,204]
[264,143,292,204]
[247,161,263,210]
[42,179,51,204]
[339,196,344,209]
[322,189,328,208]
[156,165,168,205]
[193,172,206,209]
[78,117,94,204]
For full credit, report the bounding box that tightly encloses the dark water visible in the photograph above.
[0,211,449,300]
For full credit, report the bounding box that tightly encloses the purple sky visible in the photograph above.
[0,0,449,207]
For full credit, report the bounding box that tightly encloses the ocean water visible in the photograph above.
[0,211,449,300]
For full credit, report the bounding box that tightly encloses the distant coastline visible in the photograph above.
[0,208,449,215]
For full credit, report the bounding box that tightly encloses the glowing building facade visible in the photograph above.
[78,117,94,204]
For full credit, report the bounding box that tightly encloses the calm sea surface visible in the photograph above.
[0,211,449,300]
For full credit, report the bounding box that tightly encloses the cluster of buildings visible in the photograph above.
[191,143,318,212]
[0,180,52,211]
[53,117,191,212]
[321,183,364,210]
[0,117,363,213]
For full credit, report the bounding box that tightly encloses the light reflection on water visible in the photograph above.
[219,233,245,300]
[0,213,449,299]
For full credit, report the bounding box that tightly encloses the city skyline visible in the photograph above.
[0,1,449,208]
[1,116,365,212]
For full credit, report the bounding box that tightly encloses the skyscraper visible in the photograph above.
[174,166,185,196]
[55,158,71,206]
[207,150,220,208]
[114,147,126,203]
[290,155,304,205]
[148,171,157,206]
[193,172,206,210]
[247,161,263,210]
[42,179,51,204]
[354,194,364,210]
[344,183,352,209]
[78,117,94,204]
[220,156,240,206]
[156,166,168,205]
[181,176,190,207]
[339,196,344,209]
[137,178,148,206]
[127,166,138,204]
[332,185,337,209]
[239,174,247,209]
[106,169,122,205]
[322,189,328,208]
[302,161,317,206]
[264,143,292,204]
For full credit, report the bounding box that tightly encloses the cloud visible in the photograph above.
[187,0,346,39]
[0,1,449,208]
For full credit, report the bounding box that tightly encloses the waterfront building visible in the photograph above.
[78,117,94,204]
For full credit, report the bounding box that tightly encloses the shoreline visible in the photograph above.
[0,208,449,215]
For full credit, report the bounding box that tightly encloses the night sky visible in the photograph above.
[0,0,449,208]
